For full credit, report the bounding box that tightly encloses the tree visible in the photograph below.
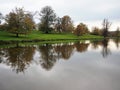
[39,6,56,33]
[0,23,8,31]
[74,23,89,36]
[91,27,102,35]
[55,17,62,33]
[102,19,111,37]
[5,8,35,37]
[0,12,3,24]
[61,15,74,33]
[74,24,81,36]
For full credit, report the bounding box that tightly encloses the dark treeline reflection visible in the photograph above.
[91,39,111,58]
[38,43,75,71]
[0,45,35,73]
[75,42,89,52]
[113,38,120,49]
[0,39,119,73]
[101,39,111,58]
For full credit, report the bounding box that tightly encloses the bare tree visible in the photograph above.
[102,19,111,37]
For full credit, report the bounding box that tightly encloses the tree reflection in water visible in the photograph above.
[90,39,111,58]
[101,39,111,58]
[91,40,101,49]
[38,44,57,71]
[113,38,120,49]
[0,39,118,73]
[38,43,74,71]
[55,43,74,60]
[74,41,89,52]
[38,42,89,71]
[0,44,35,73]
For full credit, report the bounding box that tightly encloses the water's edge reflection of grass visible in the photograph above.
[0,39,105,48]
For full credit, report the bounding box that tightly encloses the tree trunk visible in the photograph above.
[16,33,19,37]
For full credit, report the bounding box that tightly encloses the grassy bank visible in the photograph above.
[0,31,103,42]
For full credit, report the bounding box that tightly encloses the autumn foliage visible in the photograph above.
[5,8,35,37]
[74,23,89,36]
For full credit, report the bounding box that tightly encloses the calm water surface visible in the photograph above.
[0,39,120,90]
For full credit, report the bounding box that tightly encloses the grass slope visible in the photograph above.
[0,31,103,41]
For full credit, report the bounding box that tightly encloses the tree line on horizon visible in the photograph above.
[0,6,120,37]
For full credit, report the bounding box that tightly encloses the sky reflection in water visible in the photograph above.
[0,39,120,90]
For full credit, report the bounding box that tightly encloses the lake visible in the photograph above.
[0,39,120,90]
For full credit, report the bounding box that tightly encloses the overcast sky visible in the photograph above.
[0,0,120,30]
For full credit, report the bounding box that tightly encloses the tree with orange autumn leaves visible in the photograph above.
[74,23,89,36]
[5,8,35,37]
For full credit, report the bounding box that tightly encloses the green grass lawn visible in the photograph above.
[0,30,103,41]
